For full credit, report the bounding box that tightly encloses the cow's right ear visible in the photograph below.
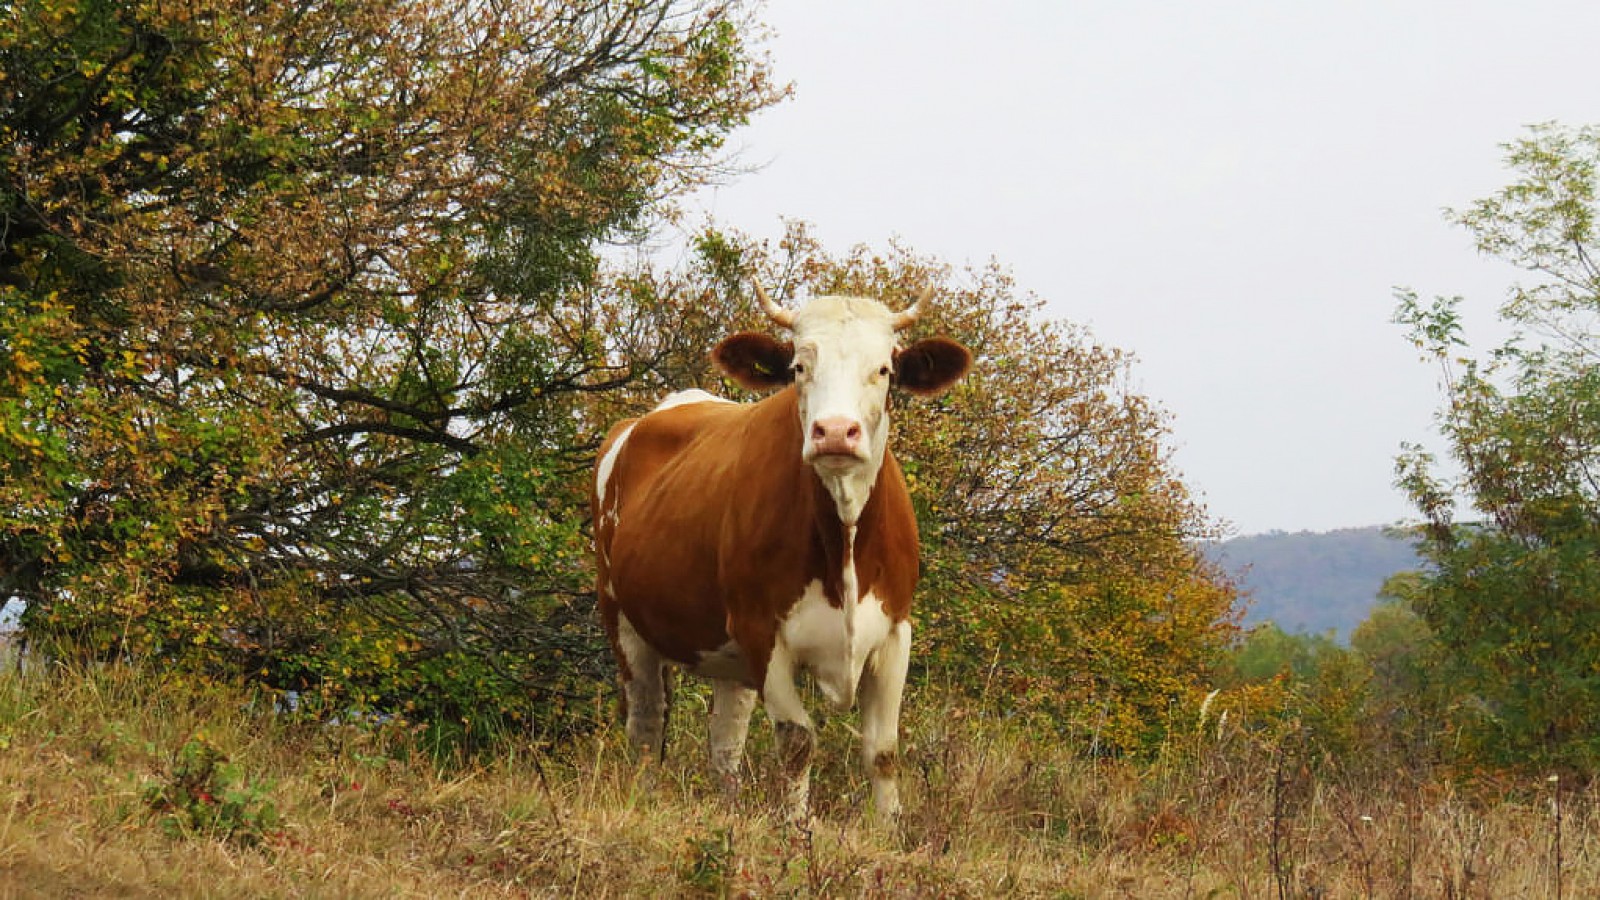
[712,332,795,393]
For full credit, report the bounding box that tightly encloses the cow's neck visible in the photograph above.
[815,466,878,528]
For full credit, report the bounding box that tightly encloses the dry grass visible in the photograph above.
[2,656,1598,898]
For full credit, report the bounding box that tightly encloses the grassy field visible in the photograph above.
[1,656,1596,898]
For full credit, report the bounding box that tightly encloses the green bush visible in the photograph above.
[142,733,279,847]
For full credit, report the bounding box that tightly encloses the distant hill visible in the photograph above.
[1205,526,1422,641]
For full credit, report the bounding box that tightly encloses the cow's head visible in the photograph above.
[713,285,971,523]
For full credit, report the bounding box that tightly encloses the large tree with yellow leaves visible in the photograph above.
[0,0,780,739]
[617,225,1241,753]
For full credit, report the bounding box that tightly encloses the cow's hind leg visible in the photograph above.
[708,678,757,798]
[858,619,911,822]
[616,615,669,760]
[761,639,815,822]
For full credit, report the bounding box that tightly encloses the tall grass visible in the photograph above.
[2,654,1598,897]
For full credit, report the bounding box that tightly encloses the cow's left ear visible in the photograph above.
[894,337,972,396]
[712,332,795,393]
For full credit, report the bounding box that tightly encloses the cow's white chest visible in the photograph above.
[779,579,894,709]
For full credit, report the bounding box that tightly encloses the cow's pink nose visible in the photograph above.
[810,416,863,457]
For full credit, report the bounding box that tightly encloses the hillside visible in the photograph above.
[1207,526,1422,640]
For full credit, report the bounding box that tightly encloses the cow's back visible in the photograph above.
[593,391,761,666]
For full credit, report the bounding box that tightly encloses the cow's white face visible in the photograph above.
[712,288,972,525]
[788,296,899,476]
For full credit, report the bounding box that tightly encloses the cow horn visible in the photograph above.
[890,285,935,330]
[754,282,795,329]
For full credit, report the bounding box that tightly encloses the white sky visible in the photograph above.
[680,0,1598,536]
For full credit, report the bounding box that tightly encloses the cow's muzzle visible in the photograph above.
[807,416,867,462]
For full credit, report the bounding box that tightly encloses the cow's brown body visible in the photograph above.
[591,290,969,822]
[594,386,918,693]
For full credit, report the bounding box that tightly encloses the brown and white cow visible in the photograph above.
[591,285,971,821]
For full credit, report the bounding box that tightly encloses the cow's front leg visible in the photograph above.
[708,677,757,799]
[761,639,814,822]
[617,615,669,760]
[858,618,911,822]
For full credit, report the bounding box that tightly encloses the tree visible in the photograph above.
[0,0,781,739]
[652,225,1241,754]
[1395,123,1600,773]
[0,0,1235,753]
[1227,623,1344,684]
[1350,586,1449,763]
[1220,622,1372,758]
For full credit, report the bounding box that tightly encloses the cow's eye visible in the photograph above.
[793,362,807,376]
[878,365,892,378]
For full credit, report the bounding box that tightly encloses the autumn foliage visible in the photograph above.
[1,0,1237,754]
[792,237,1239,753]
[1,0,782,737]
[606,226,1240,753]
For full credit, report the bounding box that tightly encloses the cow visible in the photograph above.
[591,284,971,822]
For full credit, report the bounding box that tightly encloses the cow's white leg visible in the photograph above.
[858,618,911,821]
[762,638,815,822]
[708,677,757,798]
[617,615,668,760]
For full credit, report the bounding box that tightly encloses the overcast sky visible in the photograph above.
[679,0,1598,536]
